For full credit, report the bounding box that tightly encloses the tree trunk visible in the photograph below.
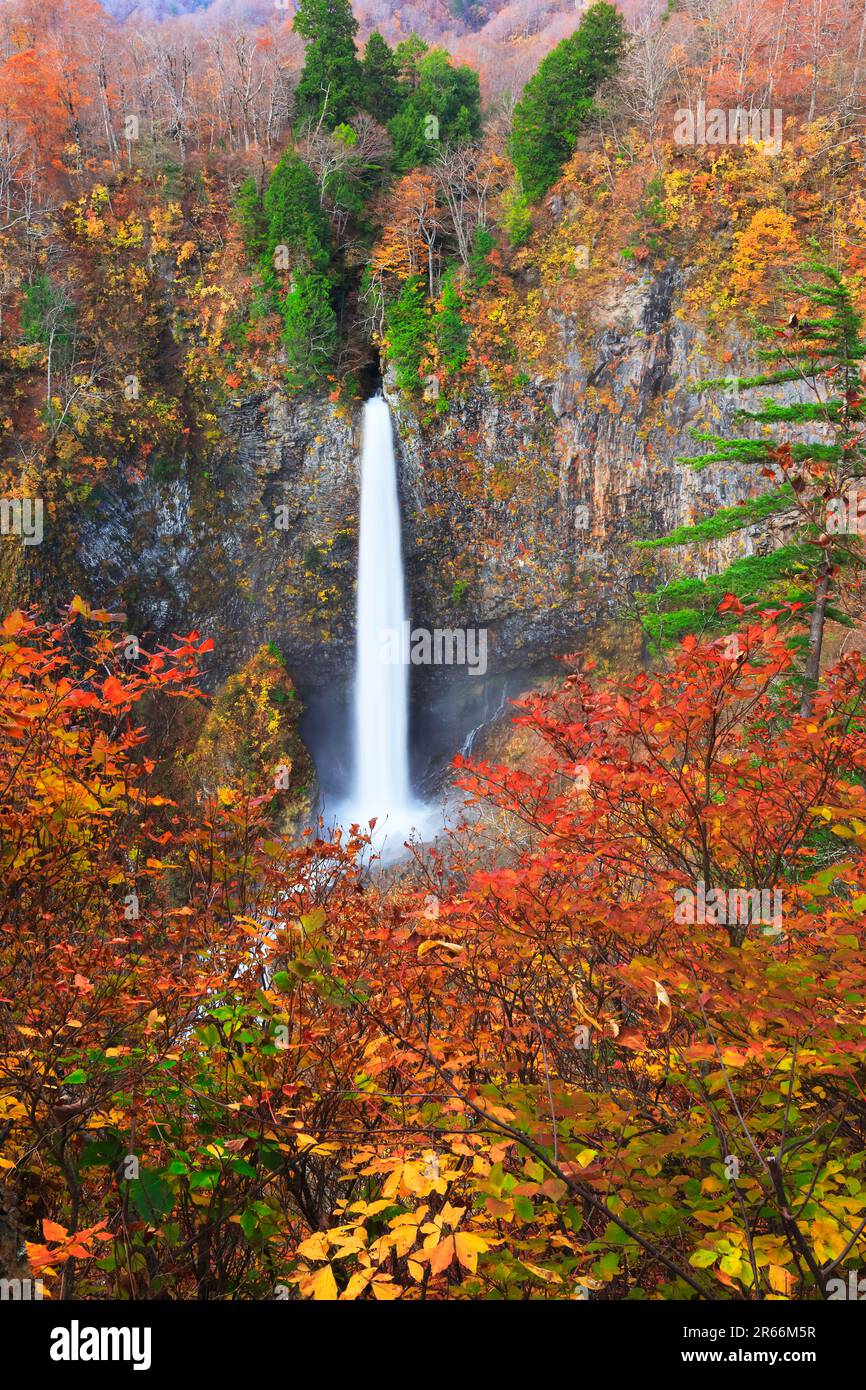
[800,564,831,716]
[850,0,866,102]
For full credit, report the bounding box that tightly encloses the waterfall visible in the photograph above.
[352,395,413,823]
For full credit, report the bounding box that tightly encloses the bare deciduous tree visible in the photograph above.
[433,139,503,270]
[613,6,678,158]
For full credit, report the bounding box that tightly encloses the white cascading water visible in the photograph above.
[352,395,413,826]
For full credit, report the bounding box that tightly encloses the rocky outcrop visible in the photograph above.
[189,643,315,827]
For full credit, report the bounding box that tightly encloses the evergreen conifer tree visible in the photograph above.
[640,256,866,713]
[361,31,401,123]
[262,151,331,276]
[293,0,363,129]
[509,2,626,201]
[282,271,339,387]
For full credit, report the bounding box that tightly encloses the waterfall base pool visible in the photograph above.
[325,797,442,865]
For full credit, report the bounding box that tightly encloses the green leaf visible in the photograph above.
[130,1170,174,1223]
[79,1137,123,1170]
[565,1204,584,1233]
[189,1170,219,1191]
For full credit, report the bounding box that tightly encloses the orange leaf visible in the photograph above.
[427,1235,456,1276]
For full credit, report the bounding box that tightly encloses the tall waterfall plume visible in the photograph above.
[352,395,413,822]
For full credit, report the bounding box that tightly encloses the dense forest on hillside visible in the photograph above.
[2,0,866,1323]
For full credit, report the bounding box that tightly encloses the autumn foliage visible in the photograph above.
[3,600,866,1299]
[3,0,866,1310]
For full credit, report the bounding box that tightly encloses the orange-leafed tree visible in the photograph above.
[371,170,444,300]
[291,608,866,1300]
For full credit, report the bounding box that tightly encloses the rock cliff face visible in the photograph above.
[78,390,359,687]
[76,258,789,795]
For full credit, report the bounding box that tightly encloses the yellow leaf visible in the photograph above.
[386,1225,418,1259]
[296,1231,329,1261]
[428,1235,456,1276]
[417,939,465,959]
[455,1232,489,1273]
[346,1199,392,1218]
[399,1162,428,1194]
[308,1264,338,1301]
[654,979,672,1031]
[2,610,26,634]
[341,1270,374,1300]
[768,1263,794,1295]
[519,1260,561,1284]
[370,1278,402,1300]
[294,1134,337,1157]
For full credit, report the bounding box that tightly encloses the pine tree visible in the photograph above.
[500,178,532,247]
[234,175,267,258]
[262,151,331,277]
[20,272,74,359]
[385,275,429,393]
[639,255,866,713]
[509,1,626,202]
[467,225,494,290]
[282,271,339,387]
[388,46,481,170]
[293,0,363,129]
[435,267,469,374]
[361,31,401,124]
